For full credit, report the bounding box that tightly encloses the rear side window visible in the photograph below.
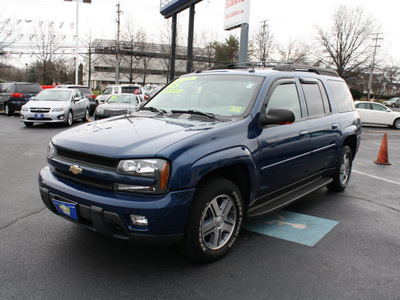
[15,84,42,93]
[301,80,331,116]
[121,86,141,94]
[328,80,354,113]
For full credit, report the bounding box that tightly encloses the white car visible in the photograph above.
[355,101,400,129]
[20,88,90,127]
[95,84,144,104]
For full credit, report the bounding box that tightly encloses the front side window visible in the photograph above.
[147,75,264,118]
[266,82,302,120]
[371,103,388,111]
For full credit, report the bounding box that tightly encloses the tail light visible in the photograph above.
[89,95,95,99]
[144,94,150,100]
[11,93,23,98]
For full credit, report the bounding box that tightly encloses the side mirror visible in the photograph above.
[258,107,295,127]
[74,97,81,102]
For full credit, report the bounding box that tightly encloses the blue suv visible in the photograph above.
[39,64,361,262]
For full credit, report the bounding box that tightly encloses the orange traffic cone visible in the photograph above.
[374,133,391,165]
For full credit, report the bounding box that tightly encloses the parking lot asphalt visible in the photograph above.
[1,113,399,299]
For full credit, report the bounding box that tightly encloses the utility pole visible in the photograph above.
[367,33,383,101]
[260,20,268,67]
[115,2,122,85]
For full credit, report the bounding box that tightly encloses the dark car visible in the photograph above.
[0,82,43,115]
[39,64,361,262]
[55,85,97,115]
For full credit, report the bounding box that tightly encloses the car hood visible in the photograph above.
[25,100,69,108]
[97,103,137,110]
[52,113,225,158]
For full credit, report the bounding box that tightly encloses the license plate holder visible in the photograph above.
[35,113,44,119]
[52,199,79,220]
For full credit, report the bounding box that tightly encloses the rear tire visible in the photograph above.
[82,108,89,122]
[5,103,13,116]
[393,118,400,129]
[327,145,352,192]
[180,177,244,263]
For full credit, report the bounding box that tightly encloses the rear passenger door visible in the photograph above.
[300,78,339,175]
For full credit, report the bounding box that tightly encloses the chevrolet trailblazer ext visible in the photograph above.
[39,64,361,263]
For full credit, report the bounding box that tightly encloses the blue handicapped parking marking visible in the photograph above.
[243,210,339,247]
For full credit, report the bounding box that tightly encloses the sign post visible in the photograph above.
[64,0,92,85]
[224,0,251,64]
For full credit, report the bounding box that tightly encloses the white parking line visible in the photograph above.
[353,170,400,186]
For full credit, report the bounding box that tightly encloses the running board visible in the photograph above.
[247,177,333,219]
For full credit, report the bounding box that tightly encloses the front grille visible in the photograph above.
[28,117,52,121]
[54,168,114,190]
[30,107,51,113]
[56,148,119,170]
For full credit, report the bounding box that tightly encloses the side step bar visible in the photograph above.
[247,177,333,219]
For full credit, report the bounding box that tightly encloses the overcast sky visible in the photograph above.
[1,0,400,67]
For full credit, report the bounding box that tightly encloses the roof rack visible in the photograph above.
[273,64,339,77]
[207,61,286,71]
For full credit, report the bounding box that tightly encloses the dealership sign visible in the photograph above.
[224,0,250,30]
[160,0,203,18]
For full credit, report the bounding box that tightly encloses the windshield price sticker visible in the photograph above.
[162,76,198,94]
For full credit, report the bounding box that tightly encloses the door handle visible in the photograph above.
[332,123,338,129]
[299,130,308,137]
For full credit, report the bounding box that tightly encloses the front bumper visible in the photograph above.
[39,166,195,243]
[20,110,68,123]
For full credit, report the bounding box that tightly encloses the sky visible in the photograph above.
[1,0,400,68]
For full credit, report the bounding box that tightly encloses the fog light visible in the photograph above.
[130,214,148,227]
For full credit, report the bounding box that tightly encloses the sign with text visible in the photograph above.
[224,0,250,30]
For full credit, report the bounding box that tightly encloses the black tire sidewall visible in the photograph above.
[66,111,73,126]
[182,177,244,263]
[327,145,352,192]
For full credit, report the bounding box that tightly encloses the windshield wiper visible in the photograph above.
[171,109,216,120]
[142,106,166,114]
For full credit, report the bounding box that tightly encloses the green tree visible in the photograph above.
[213,35,239,64]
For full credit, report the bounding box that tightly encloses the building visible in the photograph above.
[83,39,213,90]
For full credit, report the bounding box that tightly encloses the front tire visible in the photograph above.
[66,111,73,126]
[180,177,244,263]
[327,145,353,192]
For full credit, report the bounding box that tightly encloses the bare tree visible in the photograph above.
[315,6,377,79]
[250,21,274,65]
[31,22,62,84]
[277,38,309,64]
[0,18,16,54]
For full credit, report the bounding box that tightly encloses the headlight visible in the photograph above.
[21,106,28,111]
[115,159,170,194]
[52,106,67,112]
[96,108,104,114]
[47,141,56,159]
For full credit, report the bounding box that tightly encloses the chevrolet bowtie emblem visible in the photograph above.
[69,164,83,175]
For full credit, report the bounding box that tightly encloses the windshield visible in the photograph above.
[107,94,139,104]
[35,89,71,101]
[146,75,263,117]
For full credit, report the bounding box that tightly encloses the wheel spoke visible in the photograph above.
[202,218,216,235]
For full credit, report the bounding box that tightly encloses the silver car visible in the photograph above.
[20,88,90,127]
[94,94,140,120]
